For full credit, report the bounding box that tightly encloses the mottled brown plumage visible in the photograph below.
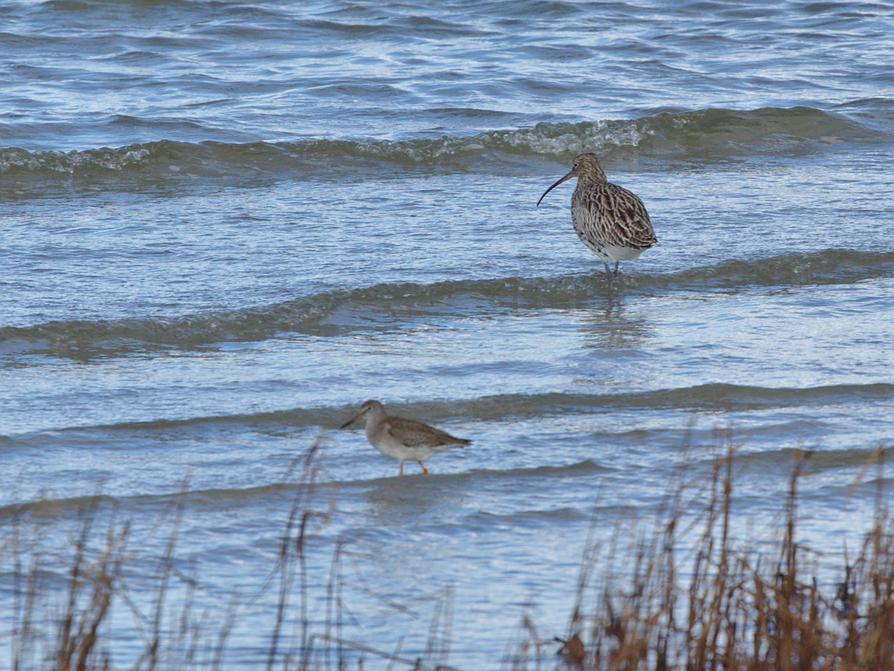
[537,152,658,279]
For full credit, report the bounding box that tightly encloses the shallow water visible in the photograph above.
[2,0,894,668]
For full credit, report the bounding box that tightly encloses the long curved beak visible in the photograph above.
[340,410,363,429]
[536,170,576,207]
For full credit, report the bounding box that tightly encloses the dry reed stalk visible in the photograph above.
[6,439,893,671]
[530,443,894,671]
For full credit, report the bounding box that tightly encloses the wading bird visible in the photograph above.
[340,400,471,476]
[537,152,658,280]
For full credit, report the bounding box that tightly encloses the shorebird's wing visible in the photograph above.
[584,183,658,250]
[383,417,469,449]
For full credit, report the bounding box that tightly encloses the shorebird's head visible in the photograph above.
[339,399,385,428]
[536,152,607,206]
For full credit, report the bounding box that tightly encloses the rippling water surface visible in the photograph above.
[2,0,893,667]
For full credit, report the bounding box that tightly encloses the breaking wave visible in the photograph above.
[1,106,885,184]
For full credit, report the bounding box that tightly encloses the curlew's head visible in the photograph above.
[536,152,607,206]
[339,399,385,429]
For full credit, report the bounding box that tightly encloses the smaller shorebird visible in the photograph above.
[537,152,658,280]
[340,400,471,476]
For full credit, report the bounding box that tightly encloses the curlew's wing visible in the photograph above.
[383,416,470,449]
[575,183,658,250]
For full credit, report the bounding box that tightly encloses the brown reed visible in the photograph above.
[3,442,892,670]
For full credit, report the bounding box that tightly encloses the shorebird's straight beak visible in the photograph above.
[340,410,362,429]
[536,170,576,206]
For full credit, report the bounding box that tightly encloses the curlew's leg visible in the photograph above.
[603,262,617,287]
[399,461,404,477]
[418,461,429,475]
[613,261,620,277]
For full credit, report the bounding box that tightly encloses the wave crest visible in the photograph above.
[2,249,891,357]
[1,106,884,184]
[4,382,891,444]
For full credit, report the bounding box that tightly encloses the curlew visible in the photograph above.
[537,152,658,280]
[340,400,471,476]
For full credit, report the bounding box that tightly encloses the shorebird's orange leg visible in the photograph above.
[418,461,429,475]
[399,461,404,477]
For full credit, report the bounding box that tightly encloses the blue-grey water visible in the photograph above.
[2,0,894,668]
